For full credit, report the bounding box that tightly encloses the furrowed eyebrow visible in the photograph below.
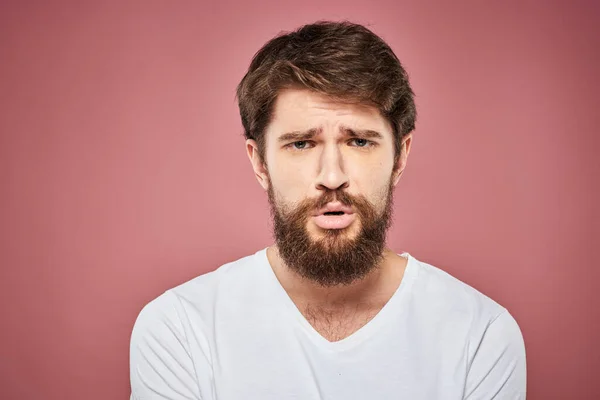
[277,128,322,143]
[341,127,384,140]
[277,126,383,143]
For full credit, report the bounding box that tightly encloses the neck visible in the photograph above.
[266,245,406,308]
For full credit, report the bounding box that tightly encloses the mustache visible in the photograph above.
[312,190,355,209]
[267,182,384,224]
[290,190,372,222]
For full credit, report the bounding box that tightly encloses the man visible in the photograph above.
[130,21,526,399]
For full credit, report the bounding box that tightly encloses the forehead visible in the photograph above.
[267,89,393,139]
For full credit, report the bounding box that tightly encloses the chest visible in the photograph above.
[209,319,468,400]
[205,289,471,399]
[299,302,382,342]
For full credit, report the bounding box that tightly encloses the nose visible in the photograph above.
[315,143,349,192]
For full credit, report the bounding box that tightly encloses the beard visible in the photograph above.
[268,179,395,287]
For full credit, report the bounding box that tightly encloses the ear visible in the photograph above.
[392,133,413,186]
[246,139,269,191]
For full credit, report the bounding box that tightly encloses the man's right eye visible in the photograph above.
[291,141,310,150]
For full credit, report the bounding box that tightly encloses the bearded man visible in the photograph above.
[130,21,526,400]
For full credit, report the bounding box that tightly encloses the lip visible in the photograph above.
[313,213,356,230]
[312,202,356,230]
[312,202,354,217]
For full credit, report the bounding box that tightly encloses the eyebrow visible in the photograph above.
[277,128,322,143]
[277,126,384,143]
[341,127,384,140]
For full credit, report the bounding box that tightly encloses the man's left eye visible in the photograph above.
[351,139,370,147]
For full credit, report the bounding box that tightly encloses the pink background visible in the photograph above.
[1,1,598,399]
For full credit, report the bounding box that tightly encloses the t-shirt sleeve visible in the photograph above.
[464,309,527,399]
[129,291,208,400]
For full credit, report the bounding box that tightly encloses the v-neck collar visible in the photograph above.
[257,247,418,352]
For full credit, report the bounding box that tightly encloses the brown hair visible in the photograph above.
[236,21,416,162]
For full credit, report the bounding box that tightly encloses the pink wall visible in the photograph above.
[1,1,598,399]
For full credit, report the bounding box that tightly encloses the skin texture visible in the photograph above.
[246,89,413,341]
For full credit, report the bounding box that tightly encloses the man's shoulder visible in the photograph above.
[407,254,525,372]
[407,254,507,322]
[131,249,266,334]
[170,248,266,301]
[407,256,528,397]
[128,251,266,400]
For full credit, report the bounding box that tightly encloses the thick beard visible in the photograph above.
[268,180,394,287]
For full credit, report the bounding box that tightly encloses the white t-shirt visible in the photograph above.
[130,249,526,399]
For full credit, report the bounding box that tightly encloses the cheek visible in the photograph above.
[348,160,393,194]
[268,163,312,203]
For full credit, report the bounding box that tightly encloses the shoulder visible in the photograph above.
[406,253,526,386]
[407,254,506,323]
[131,249,266,341]
[169,249,266,304]
[129,250,267,398]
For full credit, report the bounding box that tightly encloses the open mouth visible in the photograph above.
[313,204,356,230]
[323,211,345,216]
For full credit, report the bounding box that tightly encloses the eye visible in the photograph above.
[349,138,372,147]
[288,140,314,150]
[294,141,307,149]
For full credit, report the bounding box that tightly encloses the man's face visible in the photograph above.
[247,89,411,286]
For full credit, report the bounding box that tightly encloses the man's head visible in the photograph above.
[236,21,416,286]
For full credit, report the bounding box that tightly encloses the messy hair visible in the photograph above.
[236,21,416,161]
